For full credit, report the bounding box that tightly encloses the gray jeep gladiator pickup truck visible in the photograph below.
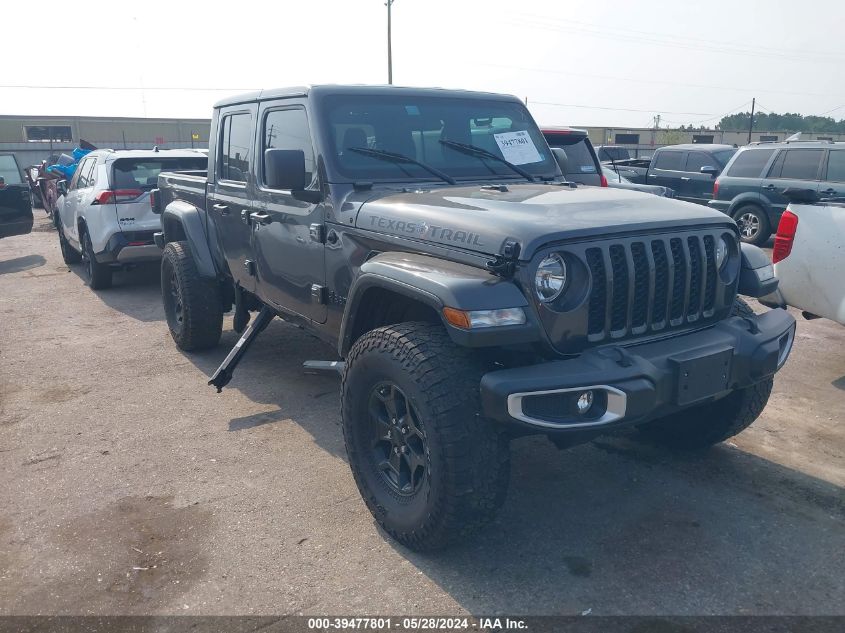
[154,85,795,551]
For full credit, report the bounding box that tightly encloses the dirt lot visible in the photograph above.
[1,215,843,616]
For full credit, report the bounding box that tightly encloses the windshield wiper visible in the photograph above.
[346,147,456,185]
[438,139,536,182]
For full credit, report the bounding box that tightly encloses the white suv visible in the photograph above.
[56,149,207,289]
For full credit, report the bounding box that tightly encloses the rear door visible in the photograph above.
[252,101,327,322]
[818,149,845,200]
[648,149,686,189]
[60,156,96,244]
[762,148,824,221]
[208,105,259,292]
[0,155,33,238]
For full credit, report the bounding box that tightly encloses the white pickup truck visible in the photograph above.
[763,188,845,325]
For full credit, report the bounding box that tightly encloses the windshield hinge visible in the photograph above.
[486,238,521,278]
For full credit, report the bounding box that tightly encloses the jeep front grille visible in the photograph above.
[584,233,721,342]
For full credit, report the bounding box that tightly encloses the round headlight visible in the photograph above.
[715,236,729,270]
[535,254,567,302]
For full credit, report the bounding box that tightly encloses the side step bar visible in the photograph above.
[302,360,345,376]
[208,306,275,393]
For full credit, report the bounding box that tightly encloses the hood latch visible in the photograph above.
[486,238,521,278]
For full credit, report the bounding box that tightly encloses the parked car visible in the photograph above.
[606,145,736,206]
[709,140,845,246]
[761,188,845,325]
[154,85,794,551]
[541,128,604,186]
[596,145,631,162]
[55,148,207,288]
[0,154,34,239]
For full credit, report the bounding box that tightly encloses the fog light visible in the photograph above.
[576,390,594,414]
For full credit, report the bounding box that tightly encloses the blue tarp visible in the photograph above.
[46,147,92,180]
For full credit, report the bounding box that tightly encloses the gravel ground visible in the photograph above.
[1,215,843,616]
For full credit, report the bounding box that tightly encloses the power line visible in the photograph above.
[532,101,713,116]
[0,84,259,91]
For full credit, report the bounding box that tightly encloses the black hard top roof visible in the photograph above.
[213,84,522,109]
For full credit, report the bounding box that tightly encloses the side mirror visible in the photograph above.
[57,180,68,196]
[264,148,308,191]
[700,165,720,178]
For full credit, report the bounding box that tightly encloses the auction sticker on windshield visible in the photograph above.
[493,130,543,165]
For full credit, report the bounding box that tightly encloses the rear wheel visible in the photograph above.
[733,205,770,246]
[161,241,223,351]
[341,323,510,551]
[81,231,112,289]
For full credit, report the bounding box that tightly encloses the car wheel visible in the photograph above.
[58,226,81,264]
[341,322,510,551]
[637,299,773,449]
[733,205,770,246]
[81,231,112,289]
[161,241,223,351]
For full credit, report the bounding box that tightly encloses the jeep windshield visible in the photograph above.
[323,95,558,183]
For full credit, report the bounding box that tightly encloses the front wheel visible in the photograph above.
[58,226,81,264]
[161,241,223,351]
[733,205,770,246]
[341,323,510,551]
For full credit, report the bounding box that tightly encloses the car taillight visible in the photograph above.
[772,210,799,264]
[600,173,608,187]
[713,179,720,198]
[92,189,143,205]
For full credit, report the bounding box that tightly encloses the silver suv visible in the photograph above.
[56,149,206,288]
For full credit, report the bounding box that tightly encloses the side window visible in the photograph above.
[75,158,95,189]
[262,107,316,187]
[685,151,712,172]
[727,149,775,178]
[777,149,824,181]
[68,159,87,190]
[825,151,845,183]
[654,151,683,171]
[219,113,252,183]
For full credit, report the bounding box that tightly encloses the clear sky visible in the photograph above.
[2,0,843,128]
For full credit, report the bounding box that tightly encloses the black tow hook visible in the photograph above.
[208,306,275,393]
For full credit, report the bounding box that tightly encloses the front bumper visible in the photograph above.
[480,308,795,432]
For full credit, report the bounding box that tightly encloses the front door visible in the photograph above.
[252,101,326,323]
[208,105,259,292]
[682,150,718,204]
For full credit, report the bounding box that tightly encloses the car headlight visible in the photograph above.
[715,235,731,270]
[535,254,567,302]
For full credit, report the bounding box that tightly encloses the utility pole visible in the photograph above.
[386,0,395,85]
[748,98,755,144]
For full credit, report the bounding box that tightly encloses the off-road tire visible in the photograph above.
[161,241,223,351]
[58,225,81,264]
[638,298,773,450]
[733,204,770,246]
[81,231,112,289]
[341,322,510,551]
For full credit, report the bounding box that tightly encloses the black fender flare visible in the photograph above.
[160,200,217,279]
[338,251,540,356]
[728,193,771,220]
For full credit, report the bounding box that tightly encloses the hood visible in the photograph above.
[356,183,733,259]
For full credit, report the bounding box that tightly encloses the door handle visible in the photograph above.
[212,203,230,215]
[249,211,272,225]
[680,176,690,181]
[648,174,658,178]
[763,184,776,191]
[821,188,837,195]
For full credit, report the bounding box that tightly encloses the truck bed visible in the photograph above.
[156,170,208,213]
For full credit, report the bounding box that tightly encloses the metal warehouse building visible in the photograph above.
[0,115,210,168]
